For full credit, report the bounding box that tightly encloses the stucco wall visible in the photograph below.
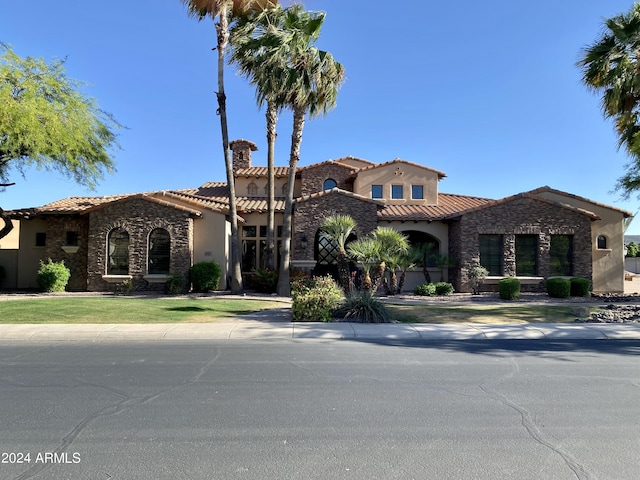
[16,218,48,289]
[353,162,440,205]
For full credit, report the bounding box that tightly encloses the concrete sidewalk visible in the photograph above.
[1,313,640,342]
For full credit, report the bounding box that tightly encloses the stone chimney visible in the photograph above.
[230,139,258,173]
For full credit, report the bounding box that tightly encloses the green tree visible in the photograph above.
[180,0,277,293]
[626,241,638,257]
[273,6,345,296]
[578,3,640,198]
[347,237,381,291]
[230,3,296,270]
[370,227,409,293]
[320,214,356,292]
[0,45,120,239]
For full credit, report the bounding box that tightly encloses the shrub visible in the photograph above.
[413,282,436,296]
[434,282,454,296]
[114,279,133,295]
[246,268,278,293]
[37,259,71,292]
[190,261,222,292]
[164,274,185,295]
[291,276,342,322]
[570,277,591,297]
[626,241,638,257]
[467,265,489,294]
[498,277,520,300]
[546,278,571,298]
[333,291,390,323]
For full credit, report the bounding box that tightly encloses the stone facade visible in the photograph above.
[230,139,257,173]
[42,216,90,291]
[299,162,355,196]
[293,191,380,264]
[86,198,194,292]
[449,196,593,293]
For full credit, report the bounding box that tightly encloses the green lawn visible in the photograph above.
[386,304,588,324]
[0,297,285,324]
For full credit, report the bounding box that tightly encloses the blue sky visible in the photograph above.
[2,1,640,233]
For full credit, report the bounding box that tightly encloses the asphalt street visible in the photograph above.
[1,338,638,480]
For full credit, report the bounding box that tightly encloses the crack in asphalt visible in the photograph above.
[480,357,597,480]
[12,346,221,480]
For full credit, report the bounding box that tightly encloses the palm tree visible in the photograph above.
[396,250,416,294]
[320,214,356,292]
[347,237,381,291]
[230,4,295,270]
[578,3,640,197]
[180,0,277,293]
[410,242,436,284]
[370,227,409,293]
[273,7,345,296]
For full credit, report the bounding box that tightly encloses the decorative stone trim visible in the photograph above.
[61,246,80,254]
[102,275,133,283]
[143,274,170,283]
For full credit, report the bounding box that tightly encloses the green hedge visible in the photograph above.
[413,282,454,296]
[37,259,70,292]
[498,277,520,300]
[570,277,590,297]
[546,278,571,298]
[189,261,222,292]
[291,276,342,322]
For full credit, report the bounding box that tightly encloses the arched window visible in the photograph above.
[108,228,129,275]
[148,228,171,274]
[404,230,440,267]
[281,183,288,196]
[247,182,258,196]
[597,235,607,249]
[323,178,337,190]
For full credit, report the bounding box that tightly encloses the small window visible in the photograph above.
[35,232,46,247]
[148,228,170,274]
[323,179,337,190]
[242,226,257,238]
[597,235,607,249]
[391,185,404,199]
[247,182,258,196]
[411,185,424,200]
[371,185,383,199]
[281,183,288,196]
[108,228,130,275]
[65,231,79,246]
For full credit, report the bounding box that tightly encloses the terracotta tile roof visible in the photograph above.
[332,156,375,166]
[527,186,634,217]
[298,160,359,172]
[154,191,230,213]
[378,193,493,221]
[237,198,286,213]
[357,158,447,178]
[234,166,290,178]
[295,187,386,206]
[29,194,134,214]
[438,192,601,221]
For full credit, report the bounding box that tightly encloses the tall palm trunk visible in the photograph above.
[265,100,277,270]
[277,106,305,296]
[216,6,243,293]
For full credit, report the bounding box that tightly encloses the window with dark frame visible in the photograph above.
[479,234,502,276]
[323,179,337,190]
[108,228,129,275]
[516,235,538,276]
[371,184,383,199]
[65,231,79,247]
[597,235,607,249]
[35,232,46,247]
[391,185,404,199]
[411,185,424,200]
[550,235,573,276]
[241,225,282,272]
[148,228,171,274]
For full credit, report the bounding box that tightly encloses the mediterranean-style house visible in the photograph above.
[0,139,633,294]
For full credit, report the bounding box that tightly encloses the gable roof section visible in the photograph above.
[234,166,290,178]
[295,187,386,207]
[356,158,447,178]
[439,192,601,221]
[298,159,359,173]
[527,186,634,217]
